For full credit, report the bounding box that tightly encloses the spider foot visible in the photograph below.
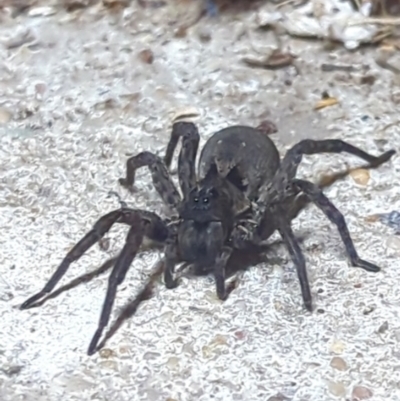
[164,269,179,289]
[20,291,46,310]
[107,191,128,208]
[372,149,396,167]
[352,258,380,273]
[304,298,313,312]
[87,328,103,356]
[118,178,137,193]
[165,279,179,289]
[216,278,238,301]
[226,278,239,297]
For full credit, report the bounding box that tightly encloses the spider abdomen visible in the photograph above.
[198,125,280,200]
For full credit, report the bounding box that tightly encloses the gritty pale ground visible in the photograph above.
[1,1,400,401]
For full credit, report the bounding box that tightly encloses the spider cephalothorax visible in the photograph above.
[177,168,249,268]
[20,121,395,355]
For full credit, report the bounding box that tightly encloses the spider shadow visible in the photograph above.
[28,235,304,351]
[97,235,309,349]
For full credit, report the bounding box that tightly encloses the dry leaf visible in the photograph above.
[364,214,380,222]
[171,107,200,123]
[257,120,278,135]
[243,49,297,70]
[314,97,339,110]
[28,6,57,17]
[62,0,94,12]
[103,0,129,8]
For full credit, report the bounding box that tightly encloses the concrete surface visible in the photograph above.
[1,1,400,400]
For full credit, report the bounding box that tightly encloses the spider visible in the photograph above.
[20,122,395,355]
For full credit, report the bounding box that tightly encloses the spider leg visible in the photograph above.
[279,139,395,184]
[293,178,380,272]
[119,151,181,209]
[163,233,181,290]
[282,165,368,225]
[88,216,144,355]
[274,206,312,311]
[97,260,165,351]
[214,246,234,300]
[164,121,200,197]
[20,209,168,310]
[258,141,395,207]
[31,257,117,308]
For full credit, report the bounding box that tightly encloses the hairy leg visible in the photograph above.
[259,140,395,208]
[279,139,395,186]
[96,260,165,352]
[119,151,181,209]
[164,121,200,198]
[163,242,180,290]
[274,207,312,311]
[282,161,385,224]
[294,178,380,272]
[29,257,117,308]
[87,215,145,355]
[20,209,168,310]
[214,246,234,300]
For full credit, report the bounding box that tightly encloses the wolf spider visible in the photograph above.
[20,122,395,355]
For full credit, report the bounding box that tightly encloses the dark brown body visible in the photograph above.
[198,126,280,200]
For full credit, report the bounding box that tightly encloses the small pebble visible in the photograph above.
[166,356,180,369]
[35,82,47,96]
[197,26,212,42]
[267,393,290,401]
[330,356,347,371]
[352,385,373,400]
[210,334,228,347]
[202,345,212,358]
[329,339,346,354]
[99,360,118,371]
[378,321,389,333]
[328,380,346,397]
[99,238,110,251]
[234,330,246,340]
[118,345,130,356]
[386,235,400,254]
[360,75,376,85]
[1,364,23,377]
[138,49,154,64]
[0,108,12,124]
[99,348,115,359]
[350,168,370,185]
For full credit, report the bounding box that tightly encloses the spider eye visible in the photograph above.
[208,188,218,198]
[203,197,209,204]
[194,197,199,203]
